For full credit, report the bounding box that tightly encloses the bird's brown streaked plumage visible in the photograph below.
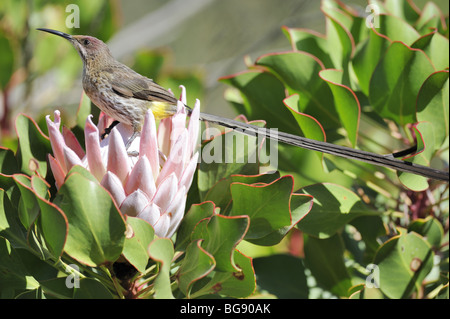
[36,28,449,182]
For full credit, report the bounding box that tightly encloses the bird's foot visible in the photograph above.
[127,150,139,157]
[125,131,140,157]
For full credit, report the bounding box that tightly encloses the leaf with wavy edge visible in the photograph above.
[369,41,435,126]
[319,69,360,147]
[148,238,174,299]
[53,172,126,267]
[176,239,215,297]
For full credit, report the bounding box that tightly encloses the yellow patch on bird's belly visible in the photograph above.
[149,101,178,119]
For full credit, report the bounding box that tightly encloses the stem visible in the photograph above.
[56,259,87,279]
[133,283,155,299]
[101,265,126,299]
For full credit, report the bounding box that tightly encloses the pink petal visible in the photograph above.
[153,213,170,238]
[63,126,85,159]
[179,85,187,105]
[187,100,200,157]
[165,185,187,238]
[158,117,172,157]
[107,128,131,184]
[125,155,156,199]
[63,145,83,171]
[101,172,126,207]
[152,173,178,213]
[139,110,159,180]
[156,132,187,186]
[170,112,187,151]
[48,154,65,189]
[85,115,105,181]
[179,152,199,190]
[120,190,149,217]
[97,112,114,137]
[46,111,67,172]
[136,202,161,227]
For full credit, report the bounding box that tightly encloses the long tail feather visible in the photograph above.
[197,112,449,182]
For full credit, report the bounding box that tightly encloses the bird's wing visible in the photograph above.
[110,69,178,105]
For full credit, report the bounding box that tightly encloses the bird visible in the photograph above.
[36,28,448,182]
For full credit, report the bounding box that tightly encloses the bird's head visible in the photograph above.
[37,28,112,65]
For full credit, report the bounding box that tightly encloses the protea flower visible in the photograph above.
[46,87,200,238]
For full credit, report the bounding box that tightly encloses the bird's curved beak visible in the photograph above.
[37,28,73,41]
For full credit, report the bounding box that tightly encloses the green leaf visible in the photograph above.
[191,214,249,272]
[384,0,420,25]
[229,176,293,240]
[351,25,391,96]
[147,238,175,299]
[282,26,334,68]
[53,173,126,267]
[66,165,99,184]
[297,183,379,238]
[416,2,444,30]
[0,147,19,191]
[374,231,434,299]
[219,70,299,134]
[412,31,449,71]
[40,277,74,299]
[177,239,215,298]
[247,193,313,246]
[73,278,114,299]
[175,202,216,251]
[351,15,421,95]
[397,122,433,191]
[0,237,38,297]
[319,69,360,147]
[349,284,385,299]
[256,52,341,133]
[0,189,27,248]
[201,178,233,213]
[122,216,154,272]
[31,175,50,200]
[416,70,449,151]
[350,215,387,262]
[40,277,114,299]
[201,172,281,217]
[369,41,435,126]
[15,114,52,176]
[408,216,443,249]
[191,249,256,298]
[253,254,308,298]
[13,174,40,229]
[304,234,352,297]
[36,194,68,258]
[198,123,263,200]
[283,94,326,144]
[323,10,354,78]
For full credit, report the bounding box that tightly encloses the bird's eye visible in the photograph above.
[83,39,91,46]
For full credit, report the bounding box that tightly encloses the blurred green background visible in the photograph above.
[0,0,448,145]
